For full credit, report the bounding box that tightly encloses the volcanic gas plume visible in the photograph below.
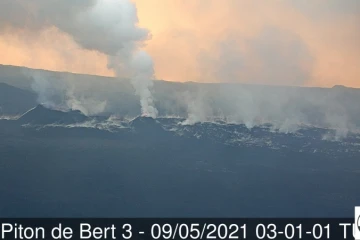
[0,0,158,118]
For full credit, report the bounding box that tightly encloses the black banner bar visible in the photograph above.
[0,218,357,240]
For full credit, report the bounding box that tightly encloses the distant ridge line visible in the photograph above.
[1,64,357,89]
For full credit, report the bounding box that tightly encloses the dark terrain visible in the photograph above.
[0,65,359,217]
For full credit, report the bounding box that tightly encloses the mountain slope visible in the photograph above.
[0,82,37,115]
[18,104,88,125]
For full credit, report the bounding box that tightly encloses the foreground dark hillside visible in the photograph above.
[0,106,359,217]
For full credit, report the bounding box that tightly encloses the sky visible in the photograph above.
[0,0,359,87]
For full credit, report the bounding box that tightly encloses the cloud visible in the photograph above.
[0,0,359,87]
[0,27,112,76]
[136,0,360,87]
[196,27,313,86]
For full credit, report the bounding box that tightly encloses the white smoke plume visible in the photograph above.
[181,90,212,125]
[1,0,157,118]
[165,83,360,139]
[108,49,158,118]
[29,69,107,116]
[30,71,67,109]
[65,85,107,116]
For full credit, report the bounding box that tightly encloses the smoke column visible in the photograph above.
[0,0,158,117]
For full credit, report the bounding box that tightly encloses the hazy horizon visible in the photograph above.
[1,63,358,90]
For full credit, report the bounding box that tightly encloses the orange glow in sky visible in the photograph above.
[0,0,359,87]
